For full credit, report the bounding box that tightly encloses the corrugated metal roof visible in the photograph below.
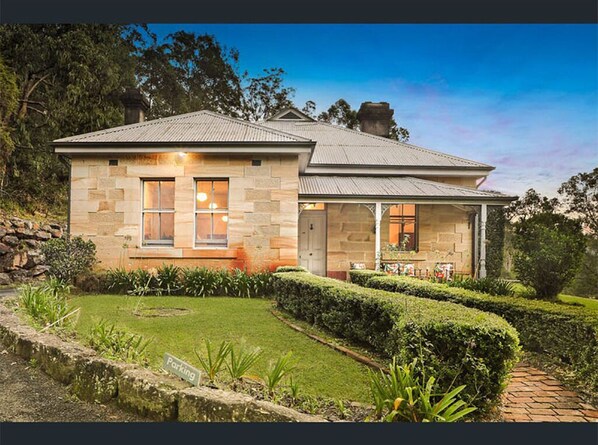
[299,176,514,200]
[54,111,311,144]
[262,120,491,169]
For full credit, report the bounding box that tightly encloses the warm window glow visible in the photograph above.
[303,203,326,211]
[195,179,229,247]
[389,204,417,251]
[142,180,175,245]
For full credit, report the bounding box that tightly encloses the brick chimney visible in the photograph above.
[121,88,150,125]
[357,102,394,138]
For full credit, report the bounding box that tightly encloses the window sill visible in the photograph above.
[129,247,238,260]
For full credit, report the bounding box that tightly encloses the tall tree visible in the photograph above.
[0,25,140,210]
[0,56,18,191]
[240,68,295,121]
[317,99,359,129]
[558,168,598,235]
[317,98,410,141]
[508,189,586,300]
[138,31,244,119]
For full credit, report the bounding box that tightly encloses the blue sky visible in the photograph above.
[149,24,598,197]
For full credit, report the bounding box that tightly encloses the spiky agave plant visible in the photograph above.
[369,358,476,422]
[194,339,232,382]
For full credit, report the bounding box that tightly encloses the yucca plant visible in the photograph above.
[195,339,232,382]
[88,319,151,364]
[225,343,263,380]
[250,272,274,297]
[288,376,300,402]
[156,264,181,295]
[104,268,136,294]
[18,283,72,329]
[183,267,221,297]
[230,268,252,297]
[369,358,476,422]
[263,351,296,395]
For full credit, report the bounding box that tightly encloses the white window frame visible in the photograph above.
[194,178,229,248]
[141,179,175,247]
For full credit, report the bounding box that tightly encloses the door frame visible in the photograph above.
[298,208,327,276]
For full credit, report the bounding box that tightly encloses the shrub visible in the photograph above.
[88,319,151,364]
[104,266,274,298]
[274,272,519,409]
[226,343,263,380]
[18,280,73,329]
[263,352,296,396]
[348,270,385,287]
[362,275,598,395]
[448,277,515,297]
[195,339,232,382]
[275,265,309,273]
[369,358,476,422]
[40,236,97,284]
[155,264,181,295]
[512,213,586,300]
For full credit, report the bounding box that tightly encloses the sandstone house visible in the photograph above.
[53,89,514,279]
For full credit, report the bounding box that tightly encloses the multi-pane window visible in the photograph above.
[142,180,175,245]
[389,204,417,251]
[195,179,229,247]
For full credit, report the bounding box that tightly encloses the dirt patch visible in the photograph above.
[133,307,191,318]
[0,348,147,422]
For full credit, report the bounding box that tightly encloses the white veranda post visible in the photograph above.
[479,204,487,278]
[375,202,382,271]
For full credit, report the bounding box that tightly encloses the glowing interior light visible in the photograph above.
[209,203,218,210]
[221,215,228,222]
[196,192,208,202]
[305,204,315,210]
[178,152,187,158]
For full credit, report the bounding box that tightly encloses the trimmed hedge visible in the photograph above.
[348,269,385,287]
[361,275,598,395]
[274,272,519,410]
[275,266,309,273]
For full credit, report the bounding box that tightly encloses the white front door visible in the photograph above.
[298,211,327,276]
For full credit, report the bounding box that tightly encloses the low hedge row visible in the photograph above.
[274,272,519,410]
[348,269,385,287]
[355,272,598,395]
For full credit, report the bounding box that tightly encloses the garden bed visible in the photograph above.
[69,295,373,405]
[351,271,598,400]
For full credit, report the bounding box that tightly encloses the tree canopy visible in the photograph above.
[0,25,412,214]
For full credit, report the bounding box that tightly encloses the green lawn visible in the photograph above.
[511,283,598,310]
[70,295,372,402]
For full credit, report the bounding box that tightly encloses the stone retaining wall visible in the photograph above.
[0,216,65,284]
[0,302,324,422]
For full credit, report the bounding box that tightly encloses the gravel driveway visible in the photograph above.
[0,347,146,422]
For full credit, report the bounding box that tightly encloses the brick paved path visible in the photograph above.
[501,362,598,422]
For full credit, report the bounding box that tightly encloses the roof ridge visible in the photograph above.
[54,110,211,142]
[55,110,313,143]
[205,111,312,142]
[310,121,492,168]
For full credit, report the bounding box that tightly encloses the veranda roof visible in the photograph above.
[299,175,516,204]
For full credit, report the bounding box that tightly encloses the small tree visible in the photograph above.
[40,236,97,284]
[512,212,585,300]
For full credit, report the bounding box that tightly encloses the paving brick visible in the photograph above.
[553,409,584,417]
[527,408,557,416]
[558,416,588,422]
[526,402,555,410]
[534,397,558,403]
[501,361,597,423]
[531,415,560,422]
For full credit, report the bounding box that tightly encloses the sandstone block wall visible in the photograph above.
[326,203,474,278]
[70,153,299,272]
